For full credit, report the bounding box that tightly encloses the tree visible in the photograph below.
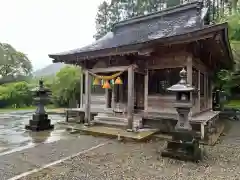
[51,65,81,107]
[94,1,111,40]
[166,0,180,8]
[216,14,240,93]
[231,0,239,13]
[0,81,32,108]
[94,0,163,39]
[0,43,32,82]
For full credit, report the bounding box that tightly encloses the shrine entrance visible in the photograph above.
[104,70,145,114]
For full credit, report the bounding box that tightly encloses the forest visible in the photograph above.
[0,0,239,109]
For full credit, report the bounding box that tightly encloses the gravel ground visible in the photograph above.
[16,121,240,180]
[0,135,108,180]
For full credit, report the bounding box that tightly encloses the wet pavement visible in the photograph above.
[2,110,240,180]
[0,135,109,180]
[0,110,69,154]
[0,110,111,180]
[17,121,240,180]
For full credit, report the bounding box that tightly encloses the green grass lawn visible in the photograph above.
[224,100,240,108]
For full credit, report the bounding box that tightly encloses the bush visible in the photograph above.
[0,65,82,109]
[51,65,81,107]
[0,81,33,108]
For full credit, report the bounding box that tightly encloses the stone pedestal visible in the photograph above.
[161,131,202,162]
[25,114,54,131]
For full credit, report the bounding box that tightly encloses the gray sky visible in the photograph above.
[0,0,103,71]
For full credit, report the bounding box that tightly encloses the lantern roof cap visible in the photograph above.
[31,79,51,92]
[167,68,194,92]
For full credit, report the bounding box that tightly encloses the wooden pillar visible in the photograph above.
[186,55,192,109]
[120,82,124,105]
[186,55,193,86]
[197,70,201,112]
[84,70,91,125]
[127,66,134,130]
[144,69,148,112]
[204,73,208,110]
[209,80,213,110]
[105,89,109,109]
[80,69,84,108]
[111,84,115,109]
[187,55,193,117]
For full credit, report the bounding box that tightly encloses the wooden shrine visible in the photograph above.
[49,2,233,143]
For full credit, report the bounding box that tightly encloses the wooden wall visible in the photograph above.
[82,45,212,115]
[146,51,188,114]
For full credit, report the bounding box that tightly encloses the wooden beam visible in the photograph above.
[90,66,130,73]
[135,67,146,75]
[89,65,145,74]
[166,34,214,46]
[148,64,184,70]
[192,57,208,73]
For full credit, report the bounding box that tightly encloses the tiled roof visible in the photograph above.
[49,1,207,58]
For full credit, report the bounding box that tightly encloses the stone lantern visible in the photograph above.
[25,80,54,131]
[161,68,202,161]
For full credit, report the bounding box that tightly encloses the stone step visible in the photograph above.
[93,115,142,128]
[94,114,128,123]
[93,119,127,128]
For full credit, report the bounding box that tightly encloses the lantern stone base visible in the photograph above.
[25,114,54,131]
[161,131,202,162]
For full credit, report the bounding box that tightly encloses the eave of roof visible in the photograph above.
[51,23,232,65]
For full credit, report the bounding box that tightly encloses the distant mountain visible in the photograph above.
[33,63,66,77]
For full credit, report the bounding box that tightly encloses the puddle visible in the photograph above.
[0,110,70,154]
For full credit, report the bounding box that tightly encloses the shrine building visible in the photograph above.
[48,1,233,142]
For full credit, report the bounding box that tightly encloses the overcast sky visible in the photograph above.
[0,0,103,71]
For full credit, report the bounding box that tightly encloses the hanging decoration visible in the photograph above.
[111,79,115,85]
[102,80,111,89]
[89,65,133,89]
[95,71,122,80]
[93,78,101,85]
[115,77,123,85]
